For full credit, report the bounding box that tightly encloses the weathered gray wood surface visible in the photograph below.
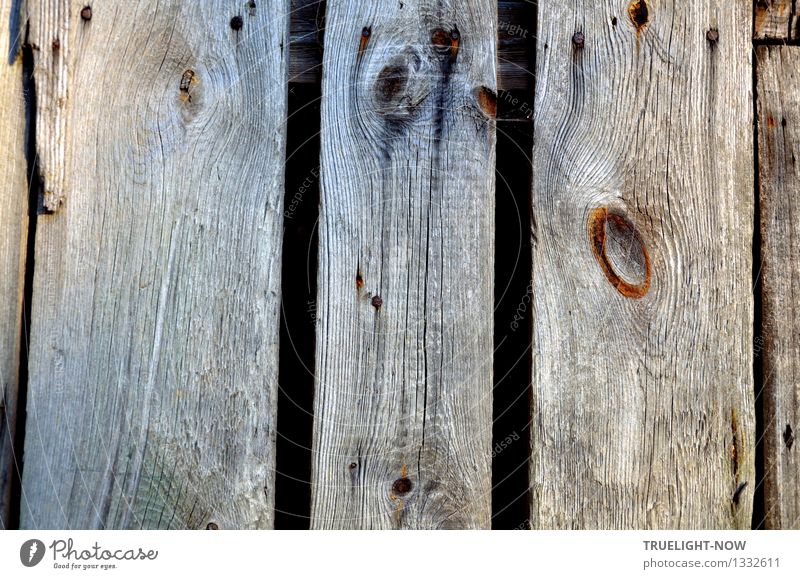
[755,0,796,40]
[290,0,531,91]
[20,0,288,529]
[757,45,800,530]
[530,1,755,528]
[0,0,27,529]
[310,0,496,528]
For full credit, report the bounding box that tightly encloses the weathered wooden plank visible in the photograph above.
[289,0,531,91]
[0,0,28,529]
[311,0,497,528]
[754,0,796,41]
[756,45,800,530]
[530,1,754,528]
[20,0,288,529]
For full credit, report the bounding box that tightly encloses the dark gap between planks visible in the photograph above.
[491,0,536,529]
[274,83,321,529]
[492,118,534,529]
[8,38,42,530]
[751,41,766,530]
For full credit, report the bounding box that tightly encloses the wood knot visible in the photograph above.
[376,64,408,104]
[372,52,425,124]
[430,27,460,59]
[784,424,795,450]
[476,86,497,118]
[431,28,450,49]
[392,477,412,495]
[179,69,199,105]
[628,0,649,33]
[587,207,651,299]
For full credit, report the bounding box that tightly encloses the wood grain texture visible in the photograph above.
[20,0,288,529]
[0,0,27,529]
[530,1,755,528]
[754,0,796,41]
[289,0,531,90]
[310,0,496,528]
[757,45,800,530]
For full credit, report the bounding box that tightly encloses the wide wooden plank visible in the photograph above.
[311,0,496,528]
[20,0,288,529]
[757,45,800,530]
[289,0,531,90]
[755,0,796,41]
[530,1,754,528]
[0,0,28,529]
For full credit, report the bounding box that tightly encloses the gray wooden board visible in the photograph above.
[310,0,497,528]
[529,0,755,528]
[20,0,288,529]
[756,44,800,530]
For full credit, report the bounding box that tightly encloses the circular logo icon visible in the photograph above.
[20,539,46,567]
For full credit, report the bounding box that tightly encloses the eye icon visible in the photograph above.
[20,539,46,567]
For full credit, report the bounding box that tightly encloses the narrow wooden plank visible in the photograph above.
[311,0,497,528]
[20,0,288,529]
[289,0,531,90]
[757,45,800,530]
[0,0,28,529]
[755,0,795,41]
[530,1,754,528]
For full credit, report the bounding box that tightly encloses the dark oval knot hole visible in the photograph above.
[628,0,649,32]
[587,207,651,299]
[392,477,413,495]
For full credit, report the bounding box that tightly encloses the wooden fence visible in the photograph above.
[0,0,797,530]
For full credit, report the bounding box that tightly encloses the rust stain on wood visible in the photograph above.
[476,86,496,118]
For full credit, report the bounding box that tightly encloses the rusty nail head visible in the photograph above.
[371,295,383,308]
[572,31,585,47]
[80,6,92,21]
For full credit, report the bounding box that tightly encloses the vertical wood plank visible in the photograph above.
[311,0,497,528]
[757,44,800,530]
[0,0,28,529]
[530,1,754,528]
[20,0,288,529]
[754,0,795,41]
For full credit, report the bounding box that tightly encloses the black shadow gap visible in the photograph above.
[751,43,766,530]
[7,37,42,530]
[274,83,321,529]
[491,0,536,531]
[491,117,533,530]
